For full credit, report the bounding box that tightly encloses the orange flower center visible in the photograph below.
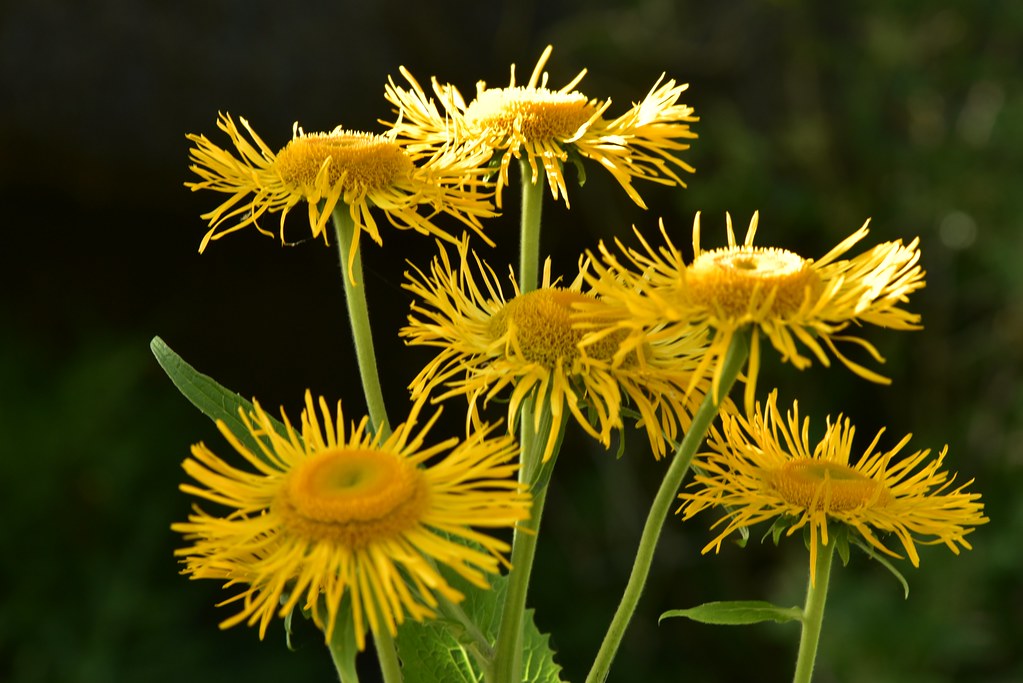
[768,460,892,512]
[685,247,823,318]
[487,289,630,367]
[276,448,428,548]
[466,88,597,142]
[275,132,413,192]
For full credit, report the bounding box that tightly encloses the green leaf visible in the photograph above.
[150,336,289,460]
[659,600,803,626]
[396,572,564,683]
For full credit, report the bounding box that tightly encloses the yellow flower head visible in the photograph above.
[384,45,698,209]
[400,237,713,461]
[586,212,926,410]
[677,391,987,584]
[172,391,530,650]
[186,113,496,279]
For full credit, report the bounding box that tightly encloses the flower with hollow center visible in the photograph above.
[677,390,986,584]
[401,237,714,461]
[276,448,429,550]
[384,45,698,208]
[186,113,496,280]
[172,391,530,650]
[584,211,926,410]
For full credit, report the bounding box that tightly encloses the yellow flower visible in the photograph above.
[384,45,697,209]
[400,237,713,461]
[677,391,987,584]
[585,212,926,409]
[186,112,496,278]
[172,391,530,650]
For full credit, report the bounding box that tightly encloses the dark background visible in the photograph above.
[3,1,1021,681]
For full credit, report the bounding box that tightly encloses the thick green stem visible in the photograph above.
[792,540,837,683]
[585,330,750,683]
[492,400,559,683]
[493,484,550,683]
[331,206,391,437]
[490,158,551,682]
[518,159,545,294]
[374,627,404,683]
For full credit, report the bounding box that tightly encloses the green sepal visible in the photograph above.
[835,530,852,568]
[482,153,504,184]
[395,572,564,683]
[565,146,587,187]
[326,595,361,683]
[150,336,289,462]
[528,404,565,494]
[766,515,797,546]
[659,600,803,626]
[850,536,911,599]
[735,523,751,548]
[284,603,297,652]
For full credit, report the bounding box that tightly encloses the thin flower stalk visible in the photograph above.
[585,329,750,683]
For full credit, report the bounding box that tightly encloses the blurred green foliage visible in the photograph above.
[3,0,1021,681]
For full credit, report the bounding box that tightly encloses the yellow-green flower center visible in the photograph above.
[466,88,596,142]
[487,289,628,367]
[768,460,892,512]
[275,132,414,192]
[685,247,823,319]
[276,448,428,548]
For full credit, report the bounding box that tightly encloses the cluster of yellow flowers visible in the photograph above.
[173,45,986,678]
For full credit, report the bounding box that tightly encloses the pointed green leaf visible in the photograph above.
[659,600,803,626]
[150,336,289,459]
[396,572,564,683]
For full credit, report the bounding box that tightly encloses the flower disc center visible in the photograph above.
[466,88,596,142]
[487,289,627,366]
[685,247,822,318]
[275,133,413,192]
[769,460,891,512]
[276,448,428,548]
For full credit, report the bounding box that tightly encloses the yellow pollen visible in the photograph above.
[488,289,628,367]
[768,460,892,512]
[466,88,596,141]
[275,448,428,549]
[274,132,413,192]
[685,247,823,318]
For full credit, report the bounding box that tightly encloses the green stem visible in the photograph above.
[518,158,545,294]
[492,399,560,683]
[490,158,551,682]
[373,627,404,683]
[331,206,391,437]
[494,485,550,683]
[792,540,837,683]
[585,330,751,683]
